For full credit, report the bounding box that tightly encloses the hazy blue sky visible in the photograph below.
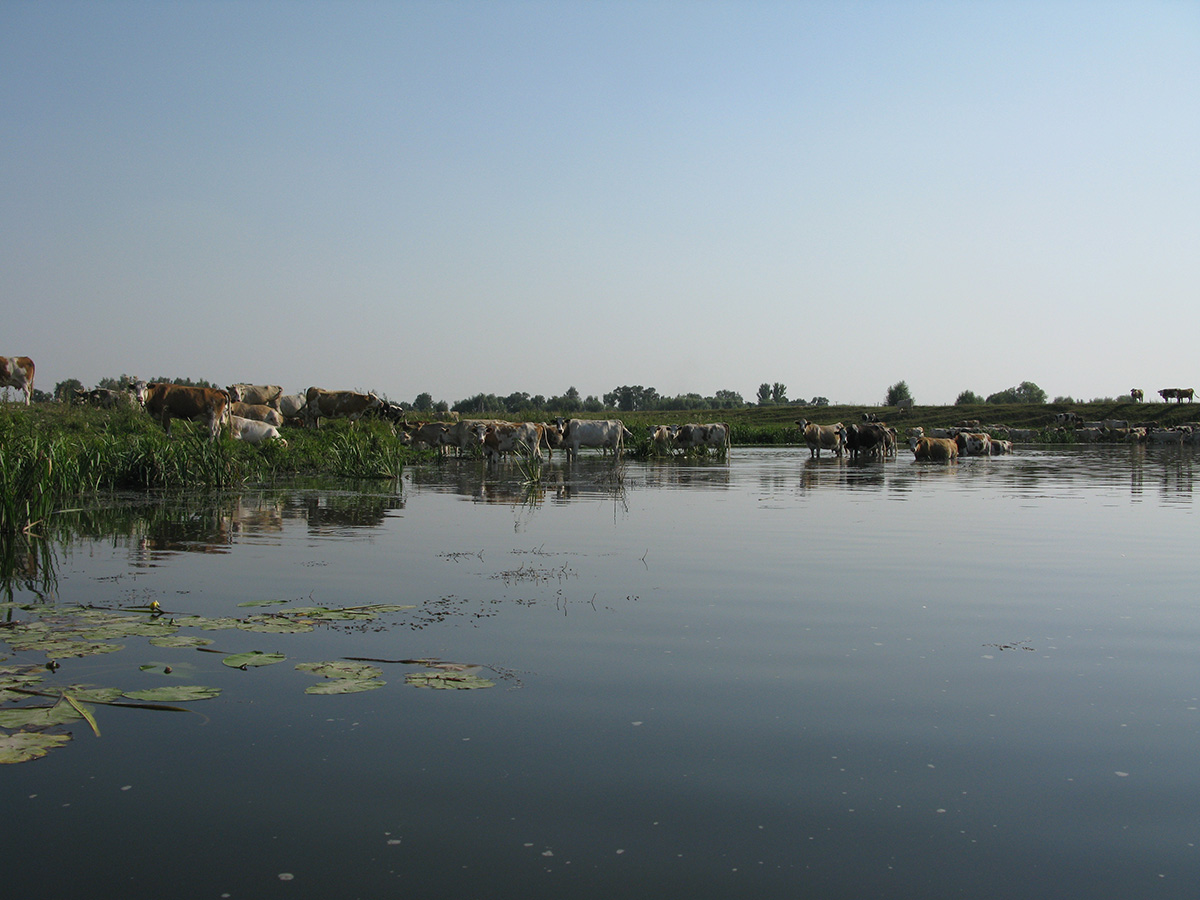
[4,1,1197,406]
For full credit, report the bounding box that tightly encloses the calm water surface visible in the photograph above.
[4,446,1199,899]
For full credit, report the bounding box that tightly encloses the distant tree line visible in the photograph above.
[954,381,1047,405]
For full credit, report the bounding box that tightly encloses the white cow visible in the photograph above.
[229,415,288,447]
[561,419,633,461]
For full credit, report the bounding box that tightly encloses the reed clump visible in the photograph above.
[0,405,423,534]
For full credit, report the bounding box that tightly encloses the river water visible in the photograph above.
[3,445,1199,899]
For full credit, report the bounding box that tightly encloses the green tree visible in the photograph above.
[413,392,434,412]
[986,381,1046,405]
[54,378,85,402]
[757,383,773,405]
[713,389,744,408]
[885,381,912,406]
[955,390,983,405]
[771,382,788,404]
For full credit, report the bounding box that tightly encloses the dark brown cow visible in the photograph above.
[0,356,35,404]
[303,387,382,429]
[143,383,229,440]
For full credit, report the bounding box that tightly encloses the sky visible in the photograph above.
[3,1,1197,407]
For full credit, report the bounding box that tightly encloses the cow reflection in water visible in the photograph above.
[293,492,402,532]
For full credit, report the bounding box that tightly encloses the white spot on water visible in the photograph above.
[278,872,295,881]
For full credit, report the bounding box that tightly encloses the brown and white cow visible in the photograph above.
[483,422,545,462]
[796,419,844,458]
[954,431,992,456]
[0,356,35,404]
[303,388,382,429]
[1130,388,1144,402]
[909,436,959,461]
[226,384,284,408]
[143,383,229,440]
[230,402,284,427]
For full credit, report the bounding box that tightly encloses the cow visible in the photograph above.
[560,419,633,461]
[989,438,1014,455]
[1180,388,1195,403]
[0,356,34,404]
[909,436,958,461]
[230,402,284,427]
[229,415,288,447]
[1147,428,1184,444]
[303,387,382,429]
[277,393,308,421]
[142,383,229,440]
[404,421,452,451]
[540,421,565,458]
[226,384,284,408]
[483,422,545,462]
[1131,388,1144,402]
[440,420,492,456]
[76,388,130,409]
[1159,388,1179,403]
[896,397,913,414]
[796,419,844,458]
[841,422,889,460]
[954,432,992,456]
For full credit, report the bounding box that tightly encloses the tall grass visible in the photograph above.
[0,406,423,535]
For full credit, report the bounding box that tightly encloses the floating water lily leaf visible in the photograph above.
[237,618,313,634]
[122,685,222,702]
[81,621,179,639]
[295,661,383,680]
[237,599,290,608]
[38,640,124,659]
[0,703,83,728]
[222,651,286,669]
[0,731,72,764]
[148,634,214,648]
[197,617,242,631]
[405,671,495,690]
[305,678,385,695]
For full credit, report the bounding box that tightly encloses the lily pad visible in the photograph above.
[148,634,214,648]
[222,651,286,669]
[237,618,314,634]
[405,671,495,690]
[122,685,222,702]
[0,731,72,764]
[295,661,383,680]
[0,703,83,728]
[38,640,125,659]
[237,599,290,608]
[196,617,242,631]
[304,679,386,695]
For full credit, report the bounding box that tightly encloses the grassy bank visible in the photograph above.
[0,404,425,534]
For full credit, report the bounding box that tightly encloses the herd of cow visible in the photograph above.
[7,354,1200,462]
[796,417,1017,463]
